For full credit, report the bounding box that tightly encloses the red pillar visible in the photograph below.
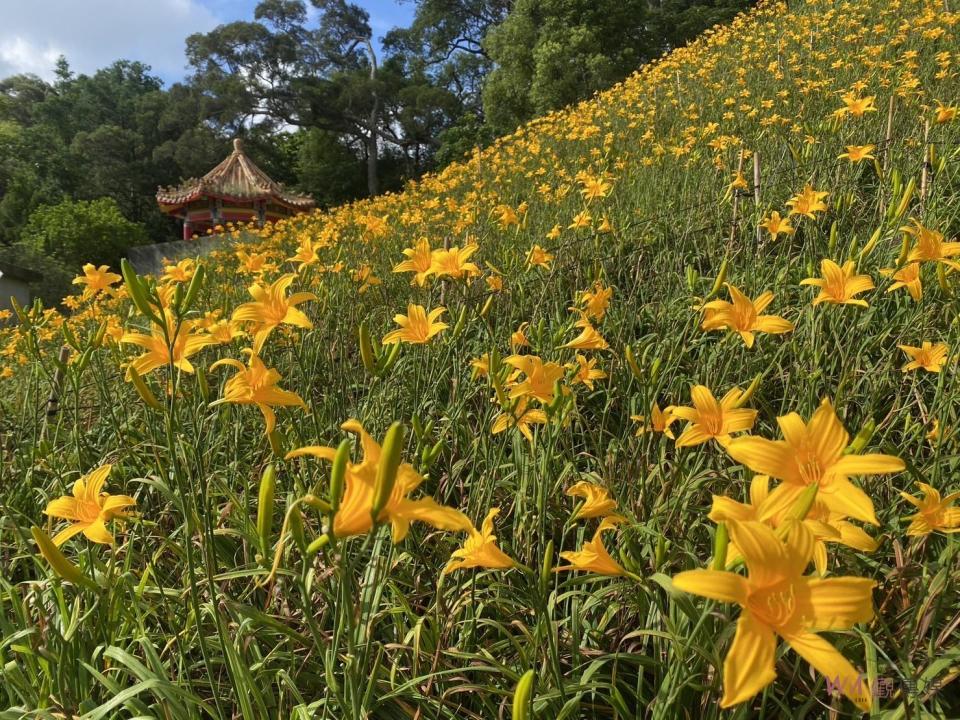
[183,218,193,241]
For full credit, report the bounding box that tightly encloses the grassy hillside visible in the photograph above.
[2,0,959,717]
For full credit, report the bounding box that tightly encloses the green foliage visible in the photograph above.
[293,128,366,206]
[483,0,754,133]
[20,197,147,270]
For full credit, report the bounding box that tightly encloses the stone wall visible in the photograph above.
[126,235,236,277]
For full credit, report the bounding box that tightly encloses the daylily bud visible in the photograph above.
[733,373,762,408]
[937,263,952,297]
[329,438,351,515]
[305,533,330,558]
[180,264,205,314]
[649,357,662,382]
[894,177,916,219]
[512,669,536,720]
[75,347,93,374]
[120,259,156,322]
[857,226,883,260]
[62,324,80,351]
[655,535,666,569]
[10,296,29,327]
[685,265,698,292]
[301,494,333,513]
[268,430,284,457]
[287,505,306,552]
[93,321,108,348]
[480,295,494,319]
[31,526,98,590]
[358,320,377,375]
[371,422,405,523]
[625,345,643,381]
[196,366,210,403]
[706,257,728,300]
[257,464,277,555]
[451,305,468,338]
[712,523,729,571]
[847,419,876,455]
[377,342,401,375]
[787,482,819,521]
[539,539,554,597]
[128,366,163,410]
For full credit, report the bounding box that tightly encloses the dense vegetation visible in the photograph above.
[1,0,959,718]
[0,0,752,302]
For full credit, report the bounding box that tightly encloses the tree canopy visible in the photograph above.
[0,0,755,302]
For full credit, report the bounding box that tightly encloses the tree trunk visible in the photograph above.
[366,124,379,197]
[362,38,380,197]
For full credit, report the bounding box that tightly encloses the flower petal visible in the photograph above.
[719,612,778,708]
[673,569,748,604]
[785,632,871,711]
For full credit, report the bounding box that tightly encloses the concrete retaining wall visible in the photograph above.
[126,235,236,277]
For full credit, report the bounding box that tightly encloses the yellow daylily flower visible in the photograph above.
[672,385,757,448]
[577,283,613,321]
[700,283,794,348]
[555,517,627,577]
[800,259,874,307]
[210,352,306,434]
[567,481,618,520]
[561,320,609,351]
[491,397,547,444]
[568,210,593,230]
[834,93,877,119]
[785,184,829,220]
[934,102,957,124]
[526,244,554,269]
[443,508,517,574]
[72,264,121,299]
[382,304,448,345]
[43,464,136,546]
[726,398,905,525]
[631,403,678,439]
[900,482,960,536]
[286,420,470,542]
[673,520,874,710]
[287,236,320,268]
[902,219,960,268]
[231,274,316,354]
[510,322,530,351]
[881,262,922,301]
[837,144,875,162]
[504,355,565,404]
[161,258,196,284]
[898,341,949,373]
[568,354,606,390]
[120,315,216,379]
[393,238,434,286]
[431,244,480,280]
[710,475,878,575]
[758,211,795,241]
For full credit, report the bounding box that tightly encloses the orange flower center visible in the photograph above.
[76,498,102,524]
[747,580,798,629]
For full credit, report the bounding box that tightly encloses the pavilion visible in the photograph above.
[156,139,315,240]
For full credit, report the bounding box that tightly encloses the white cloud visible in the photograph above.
[0,0,221,83]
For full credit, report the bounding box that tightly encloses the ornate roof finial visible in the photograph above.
[233,138,244,153]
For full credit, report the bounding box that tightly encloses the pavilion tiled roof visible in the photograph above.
[156,139,315,212]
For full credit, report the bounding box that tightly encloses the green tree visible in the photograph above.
[482,0,754,134]
[19,197,147,270]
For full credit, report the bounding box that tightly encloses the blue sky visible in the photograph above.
[0,0,415,85]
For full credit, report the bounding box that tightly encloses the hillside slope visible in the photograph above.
[2,0,959,717]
